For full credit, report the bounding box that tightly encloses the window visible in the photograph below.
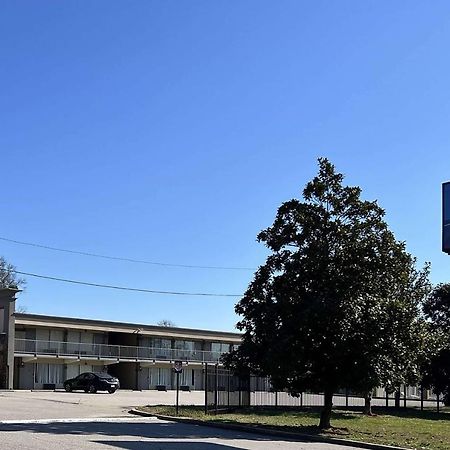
[174,340,194,351]
[153,338,171,349]
[149,367,171,386]
[211,342,230,354]
[35,364,64,384]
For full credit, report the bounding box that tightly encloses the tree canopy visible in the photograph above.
[157,319,177,327]
[422,283,450,405]
[0,256,25,289]
[227,158,429,428]
[423,283,450,330]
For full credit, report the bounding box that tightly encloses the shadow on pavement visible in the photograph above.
[0,420,315,443]
[94,441,241,450]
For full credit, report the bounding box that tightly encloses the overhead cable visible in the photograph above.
[0,236,255,271]
[9,269,241,298]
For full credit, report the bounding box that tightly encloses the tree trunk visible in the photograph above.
[363,392,373,415]
[394,390,401,409]
[319,390,333,429]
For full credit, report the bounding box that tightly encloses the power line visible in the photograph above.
[0,236,255,271]
[10,269,242,298]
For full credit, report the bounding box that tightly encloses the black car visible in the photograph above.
[64,372,120,394]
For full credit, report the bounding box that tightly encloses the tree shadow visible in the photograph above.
[94,441,245,450]
[0,419,316,443]
[214,406,359,422]
[369,407,450,421]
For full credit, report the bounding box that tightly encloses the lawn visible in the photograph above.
[136,405,450,450]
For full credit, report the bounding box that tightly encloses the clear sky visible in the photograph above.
[1,1,450,332]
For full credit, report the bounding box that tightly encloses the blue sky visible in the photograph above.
[1,1,450,331]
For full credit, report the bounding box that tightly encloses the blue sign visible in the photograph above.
[443,182,450,254]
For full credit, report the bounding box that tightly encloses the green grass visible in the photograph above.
[136,405,450,450]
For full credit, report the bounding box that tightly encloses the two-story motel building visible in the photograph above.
[0,288,241,390]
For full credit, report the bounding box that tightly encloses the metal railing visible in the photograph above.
[14,338,223,363]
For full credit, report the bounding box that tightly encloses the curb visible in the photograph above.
[129,409,409,450]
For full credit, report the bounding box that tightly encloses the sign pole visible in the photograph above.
[204,363,208,415]
[176,371,180,415]
[173,360,183,415]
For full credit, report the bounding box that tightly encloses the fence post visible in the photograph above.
[300,392,303,407]
[204,363,208,415]
[227,370,230,409]
[437,393,440,413]
[214,363,218,415]
[385,389,389,408]
[403,385,407,408]
[275,391,278,407]
[345,388,349,408]
[420,385,424,412]
[248,375,251,408]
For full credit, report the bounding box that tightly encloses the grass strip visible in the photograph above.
[136,405,450,450]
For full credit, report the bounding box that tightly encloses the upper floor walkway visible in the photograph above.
[14,338,224,364]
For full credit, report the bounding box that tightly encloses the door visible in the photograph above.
[75,373,89,390]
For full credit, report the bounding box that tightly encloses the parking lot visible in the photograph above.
[0,390,204,421]
[0,416,365,450]
[0,391,366,450]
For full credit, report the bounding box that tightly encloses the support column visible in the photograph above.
[0,288,20,389]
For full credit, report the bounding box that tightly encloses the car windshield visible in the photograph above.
[95,372,114,379]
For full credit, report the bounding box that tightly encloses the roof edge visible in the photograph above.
[14,312,242,338]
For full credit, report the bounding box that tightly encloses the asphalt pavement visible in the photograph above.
[0,390,204,421]
[0,416,365,450]
[0,391,370,449]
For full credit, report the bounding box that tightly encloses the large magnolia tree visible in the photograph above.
[226,158,430,428]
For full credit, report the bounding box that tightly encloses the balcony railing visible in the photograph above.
[14,338,223,363]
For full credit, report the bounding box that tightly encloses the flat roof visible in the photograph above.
[14,313,242,343]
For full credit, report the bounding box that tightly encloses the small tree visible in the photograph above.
[0,256,25,289]
[157,319,176,327]
[0,256,26,312]
[227,158,429,428]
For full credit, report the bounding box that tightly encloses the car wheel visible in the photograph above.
[88,384,97,394]
[64,383,72,392]
[108,388,116,394]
